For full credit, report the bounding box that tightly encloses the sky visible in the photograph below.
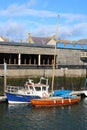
[0,0,87,42]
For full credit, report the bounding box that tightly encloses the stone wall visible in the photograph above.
[0,68,86,78]
[57,49,83,66]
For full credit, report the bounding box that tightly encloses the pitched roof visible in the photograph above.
[77,39,87,44]
[0,36,9,42]
[32,36,51,44]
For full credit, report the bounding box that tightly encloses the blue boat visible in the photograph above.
[6,93,40,104]
[5,77,49,104]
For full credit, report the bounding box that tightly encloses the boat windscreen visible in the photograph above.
[35,87,41,91]
[42,86,46,91]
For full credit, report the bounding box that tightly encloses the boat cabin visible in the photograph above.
[5,77,49,98]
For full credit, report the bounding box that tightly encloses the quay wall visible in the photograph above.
[0,68,86,78]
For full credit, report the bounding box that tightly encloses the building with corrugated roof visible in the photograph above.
[0,33,87,77]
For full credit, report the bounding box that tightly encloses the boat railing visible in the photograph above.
[5,86,22,93]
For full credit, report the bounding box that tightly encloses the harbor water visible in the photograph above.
[0,98,87,130]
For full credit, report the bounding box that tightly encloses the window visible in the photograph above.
[29,86,34,91]
[35,87,41,91]
[42,86,46,91]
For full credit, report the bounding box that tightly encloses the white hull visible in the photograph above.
[8,101,30,104]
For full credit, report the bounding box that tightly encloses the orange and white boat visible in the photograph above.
[31,96,80,107]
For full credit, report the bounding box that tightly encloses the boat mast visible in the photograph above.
[51,15,59,94]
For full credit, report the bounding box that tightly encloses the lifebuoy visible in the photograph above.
[42,92,47,98]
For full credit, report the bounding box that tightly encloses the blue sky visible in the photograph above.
[0,0,87,42]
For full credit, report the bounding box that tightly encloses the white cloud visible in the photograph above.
[0,0,56,17]
[61,13,87,23]
[0,21,26,41]
[0,19,87,41]
[58,22,87,40]
[0,7,56,17]
[0,1,87,41]
[0,1,87,20]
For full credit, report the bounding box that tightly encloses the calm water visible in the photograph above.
[0,98,87,130]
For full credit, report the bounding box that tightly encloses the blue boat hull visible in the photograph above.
[6,93,40,104]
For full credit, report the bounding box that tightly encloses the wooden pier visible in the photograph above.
[71,90,87,97]
[0,96,7,102]
[0,63,7,102]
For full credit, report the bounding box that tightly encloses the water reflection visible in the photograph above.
[0,98,87,130]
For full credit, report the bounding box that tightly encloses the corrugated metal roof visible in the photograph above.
[0,41,54,48]
[0,41,87,50]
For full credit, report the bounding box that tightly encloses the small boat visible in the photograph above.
[31,96,80,107]
[5,77,49,104]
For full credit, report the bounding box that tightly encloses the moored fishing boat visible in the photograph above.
[5,77,49,104]
[30,96,80,107]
